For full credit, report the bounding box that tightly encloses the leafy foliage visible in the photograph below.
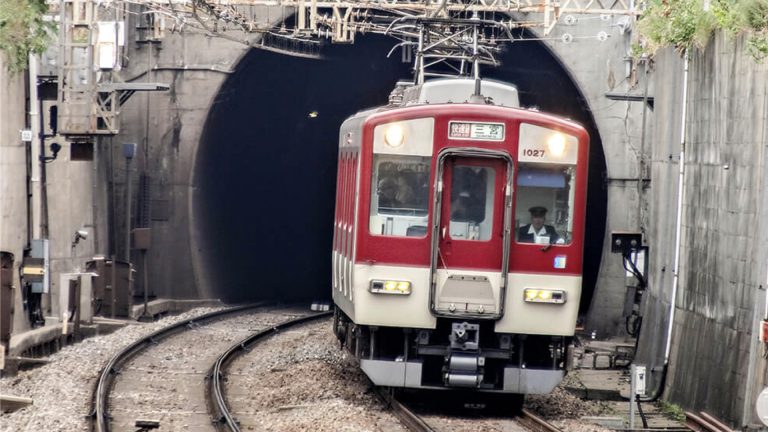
[634,0,768,62]
[0,0,54,73]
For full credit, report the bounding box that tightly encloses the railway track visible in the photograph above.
[206,310,333,431]
[375,388,438,432]
[517,408,563,432]
[90,303,576,432]
[90,303,308,432]
[378,388,563,432]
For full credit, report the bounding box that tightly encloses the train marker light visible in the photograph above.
[524,288,566,304]
[547,132,567,157]
[384,124,405,148]
[370,279,411,295]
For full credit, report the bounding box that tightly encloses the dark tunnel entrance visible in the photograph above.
[196,35,607,311]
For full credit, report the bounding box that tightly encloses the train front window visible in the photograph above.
[449,166,495,241]
[369,155,431,237]
[515,164,575,245]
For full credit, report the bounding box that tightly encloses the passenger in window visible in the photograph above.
[378,176,416,210]
[517,206,563,245]
[451,191,472,220]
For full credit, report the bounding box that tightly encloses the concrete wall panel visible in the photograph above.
[0,61,29,336]
[638,32,768,428]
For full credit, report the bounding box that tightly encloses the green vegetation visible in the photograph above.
[657,399,687,422]
[634,0,768,62]
[0,0,54,72]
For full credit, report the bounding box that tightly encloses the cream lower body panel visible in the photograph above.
[495,273,581,335]
[339,261,580,335]
[347,264,436,329]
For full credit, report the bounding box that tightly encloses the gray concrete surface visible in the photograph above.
[0,61,37,340]
[637,32,768,429]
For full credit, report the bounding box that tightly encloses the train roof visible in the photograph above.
[399,78,519,108]
[345,78,521,123]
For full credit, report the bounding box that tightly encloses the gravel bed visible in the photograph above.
[107,308,304,431]
[1,308,634,432]
[0,307,229,432]
[225,319,407,432]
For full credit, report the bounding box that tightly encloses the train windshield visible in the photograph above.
[449,165,495,241]
[370,155,431,237]
[514,164,576,245]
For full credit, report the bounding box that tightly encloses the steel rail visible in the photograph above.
[517,408,563,432]
[207,310,333,431]
[90,303,268,432]
[685,411,734,432]
[374,388,437,432]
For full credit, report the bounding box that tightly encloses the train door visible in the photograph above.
[429,149,513,319]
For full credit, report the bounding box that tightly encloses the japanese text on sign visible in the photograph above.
[449,121,505,141]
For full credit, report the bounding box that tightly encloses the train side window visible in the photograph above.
[449,166,495,241]
[514,164,575,245]
[369,155,431,237]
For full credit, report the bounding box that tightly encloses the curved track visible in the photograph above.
[207,311,333,431]
[92,303,566,432]
[91,304,308,431]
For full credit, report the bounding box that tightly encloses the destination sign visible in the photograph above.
[448,121,505,141]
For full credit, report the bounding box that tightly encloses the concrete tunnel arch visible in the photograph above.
[191,34,607,312]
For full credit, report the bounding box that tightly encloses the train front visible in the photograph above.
[332,79,589,395]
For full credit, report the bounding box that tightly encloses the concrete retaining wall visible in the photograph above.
[0,60,29,338]
[638,32,768,428]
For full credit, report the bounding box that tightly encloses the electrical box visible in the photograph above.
[131,228,151,251]
[633,364,646,395]
[611,232,643,254]
[0,252,14,348]
[24,239,50,293]
[86,258,133,317]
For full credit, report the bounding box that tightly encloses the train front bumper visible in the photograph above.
[360,358,564,394]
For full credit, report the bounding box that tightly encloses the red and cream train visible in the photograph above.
[331,78,589,396]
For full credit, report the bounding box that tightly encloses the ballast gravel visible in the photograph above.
[1,307,622,432]
[0,307,226,432]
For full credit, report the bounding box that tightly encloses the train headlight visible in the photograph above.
[384,124,406,148]
[370,279,412,295]
[547,132,567,157]
[524,288,566,304]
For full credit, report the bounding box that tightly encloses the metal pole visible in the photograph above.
[137,249,152,322]
[472,21,480,97]
[28,53,41,240]
[122,143,136,263]
[416,28,424,85]
[124,156,133,263]
[629,364,637,428]
[110,255,116,319]
[664,50,689,365]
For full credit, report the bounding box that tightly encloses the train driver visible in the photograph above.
[517,206,563,245]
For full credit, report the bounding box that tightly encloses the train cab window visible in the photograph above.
[449,166,495,241]
[515,164,575,245]
[369,155,431,237]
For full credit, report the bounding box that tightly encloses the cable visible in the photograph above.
[636,395,649,428]
[625,314,642,337]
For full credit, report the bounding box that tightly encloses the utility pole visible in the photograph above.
[123,143,136,263]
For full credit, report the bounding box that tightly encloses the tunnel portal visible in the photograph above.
[195,35,607,310]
